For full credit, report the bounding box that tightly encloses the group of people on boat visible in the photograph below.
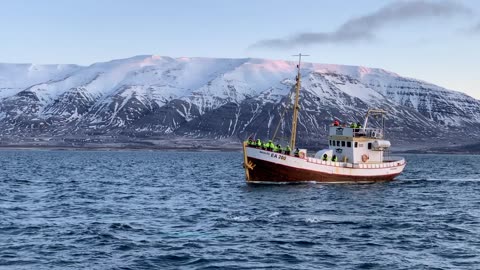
[333,120,362,129]
[246,138,302,156]
[333,120,365,136]
[322,153,338,162]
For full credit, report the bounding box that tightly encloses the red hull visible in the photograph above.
[246,157,401,183]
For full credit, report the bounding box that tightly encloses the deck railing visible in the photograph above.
[353,128,383,139]
[306,156,405,168]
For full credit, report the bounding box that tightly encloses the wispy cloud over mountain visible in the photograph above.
[249,0,472,49]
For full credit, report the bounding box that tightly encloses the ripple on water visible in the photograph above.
[0,151,479,270]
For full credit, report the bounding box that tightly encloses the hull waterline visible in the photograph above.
[243,147,406,184]
[246,157,402,184]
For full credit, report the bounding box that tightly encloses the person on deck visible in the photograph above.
[284,145,291,155]
[332,155,338,162]
[333,120,340,126]
[267,140,274,151]
[294,148,300,157]
[322,154,328,161]
[356,122,364,136]
[247,137,254,146]
[256,139,262,148]
[275,144,282,153]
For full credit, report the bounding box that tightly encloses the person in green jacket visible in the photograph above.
[256,139,262,148]
[275,144,281,153]
[332,155,338,162]
[267,140,273,151]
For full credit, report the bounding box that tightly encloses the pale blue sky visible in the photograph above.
[0,0,479,98]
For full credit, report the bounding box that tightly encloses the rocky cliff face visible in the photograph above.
[0,55,478,149]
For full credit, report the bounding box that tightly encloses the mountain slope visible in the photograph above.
[0,55,478,149]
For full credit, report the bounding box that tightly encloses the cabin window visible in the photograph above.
[368,143,372,149]
[354,142,358,148]
[347,141,352,148]
[336,141,340,147]
[341,141,345,147]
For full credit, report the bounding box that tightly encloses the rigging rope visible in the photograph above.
[271,86,295,142]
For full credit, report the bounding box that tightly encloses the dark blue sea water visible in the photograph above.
[0,150,479,270]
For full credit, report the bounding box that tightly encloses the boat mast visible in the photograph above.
[290,53,308,150]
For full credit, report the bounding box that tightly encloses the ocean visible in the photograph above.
[0,150,479,269]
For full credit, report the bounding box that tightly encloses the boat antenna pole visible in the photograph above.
[290,53,309,150]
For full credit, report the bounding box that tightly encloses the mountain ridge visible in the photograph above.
[0,55,479,150]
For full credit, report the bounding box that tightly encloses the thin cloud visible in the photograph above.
[250,0,472,49]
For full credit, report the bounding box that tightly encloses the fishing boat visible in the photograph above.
[242,54,406,183]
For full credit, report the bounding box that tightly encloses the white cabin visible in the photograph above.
[315,126,391,164]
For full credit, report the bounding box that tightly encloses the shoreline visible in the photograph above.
[0,144,243,152]
[0,144,478,155]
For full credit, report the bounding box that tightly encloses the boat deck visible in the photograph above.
[304,156,405,169]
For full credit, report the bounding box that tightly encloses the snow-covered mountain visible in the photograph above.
[0,55,479,149]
